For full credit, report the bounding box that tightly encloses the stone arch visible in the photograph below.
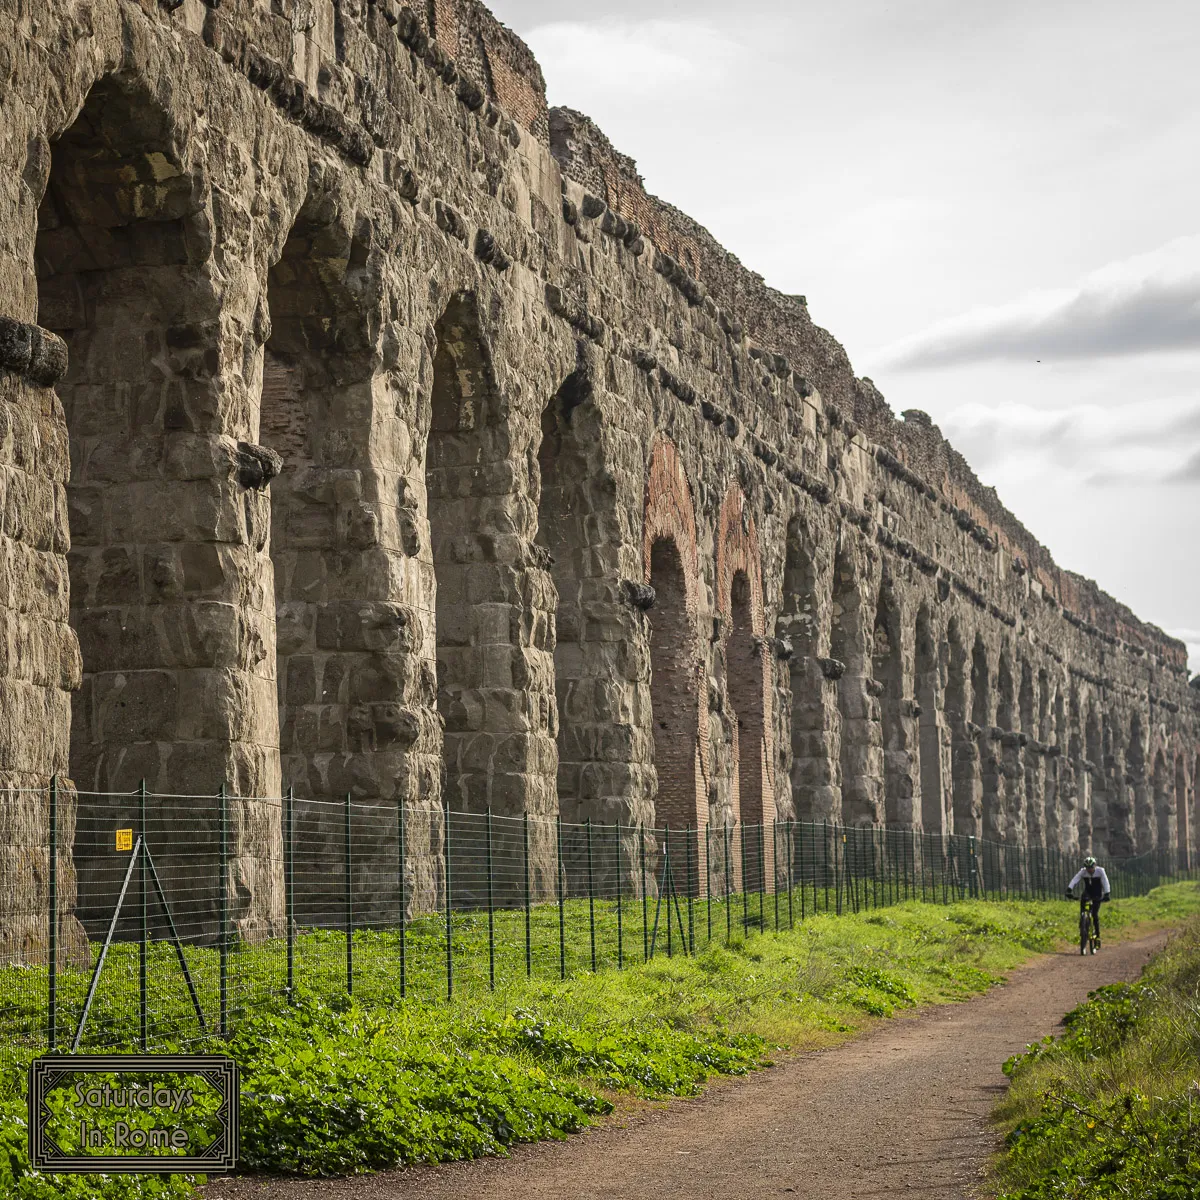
[830,535,879,826]
[1153,747,1174,862]
[1037,667,1057,848]
[260,188,380,803]
[642,434,705,832]
[426,291,555,823]
[915,605,946,834]
[974,637,1003,843]
[1051,678,1076,853]
[37,75,219,792]
[716,484,773,827]
[534,347,623,828]
[780,515,834,821]
[1192,751,1200,870]
[1128,709,1150,852]
[1085,706,1105,855]
[873,578,911,827]
[1176,752,1190,871]
[1019,662,1042,844]
[36,71,281,940]
[946,617,980,837]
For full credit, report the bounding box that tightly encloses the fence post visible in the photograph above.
[740,823,749,935]
[219,783,229,1039]
[772,821,780,931]
[705,823,713,946]
[285,786,294,1001]
[48,774,58,1051]
[586,818,596,972]
[615,819,624,969]
[724,822,733,943]
[641,824,649,962]
[523,813,531,977]
[443,803,452,1000]
[398,798,407,998]
[686,825,695,954]
[486,808,495,991]
[787,821,795,928]
[345,792,353,997]
[139,778,148,1050]
[556,815,566,980]
[823,820,830,914]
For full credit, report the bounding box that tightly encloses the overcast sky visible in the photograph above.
[490,0,1200,674]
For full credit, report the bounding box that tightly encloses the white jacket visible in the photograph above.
[1067,866,1110,898]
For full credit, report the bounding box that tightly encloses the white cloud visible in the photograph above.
[525,19,743,101]
[873,235,1200,369]
[937,396,1200,485]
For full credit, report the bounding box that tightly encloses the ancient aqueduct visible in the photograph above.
[0,0,1197,949]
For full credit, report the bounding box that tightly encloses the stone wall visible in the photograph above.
[0,0,1195,947]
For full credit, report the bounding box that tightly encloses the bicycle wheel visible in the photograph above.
[1079,910,1089,955]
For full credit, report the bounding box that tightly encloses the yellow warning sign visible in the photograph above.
[115,829,133,852]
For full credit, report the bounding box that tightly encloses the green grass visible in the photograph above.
[2,883,1198,1198]
[993,887,1200,1199]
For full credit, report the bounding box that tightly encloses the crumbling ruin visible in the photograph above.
[0,0,1196,950]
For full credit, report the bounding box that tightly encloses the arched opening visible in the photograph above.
[873,582,911,827]
[1085,709,1104,856]
[1037,669,1056,848]
[915,608,944,834]
[1176,755,1190,871]
[1051,685,1073,852]
[946,619,979,837]
[728,572,767,824]
[971,637,990,728]
[727,570,768,889]
[831,543,877,825]
[535,356,617,827]
[428,294,537,817]
[37,77,214,793]
[37,77,280,941]
[646,539,700,831]
[261,203,375,791]
[1153,749,1174,863]
[1128,711,1149,853]
[780,520,829,821]
[1069,694,1088,853]
[1019,662,1040,844]
[258,201,388,925]
[974,638,1002,844]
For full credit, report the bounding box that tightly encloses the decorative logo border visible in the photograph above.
[28,1054,239,1175]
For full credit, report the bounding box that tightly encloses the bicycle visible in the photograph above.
[1078,899,1099,955]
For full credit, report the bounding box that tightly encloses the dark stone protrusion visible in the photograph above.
[818,657,845,681]
[620,580,656,610]
[235,442,283,490]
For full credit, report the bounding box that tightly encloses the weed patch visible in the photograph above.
[994,886,1200,1199]
[0,884,1197,1198]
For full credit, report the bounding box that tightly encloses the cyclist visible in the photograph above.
[1065,856,1110,949]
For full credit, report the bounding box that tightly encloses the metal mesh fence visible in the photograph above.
[0,782,1190,1062]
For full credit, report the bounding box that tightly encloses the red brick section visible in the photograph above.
[643,435,707,832]
[716,484,775,833]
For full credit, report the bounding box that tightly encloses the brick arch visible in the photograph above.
[716,484,775,842]
[642,434,707,829]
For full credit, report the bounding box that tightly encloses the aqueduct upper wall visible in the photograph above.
[0,0,1196,946]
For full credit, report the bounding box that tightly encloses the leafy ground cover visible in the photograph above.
[1,884,1197,1198]
[994,891,1200,1199]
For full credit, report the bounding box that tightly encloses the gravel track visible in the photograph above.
[204,932,1166,1200]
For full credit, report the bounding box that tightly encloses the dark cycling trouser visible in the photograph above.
[1080,898,1102,938]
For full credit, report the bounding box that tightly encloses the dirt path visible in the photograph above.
[205,933,1167,1200]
